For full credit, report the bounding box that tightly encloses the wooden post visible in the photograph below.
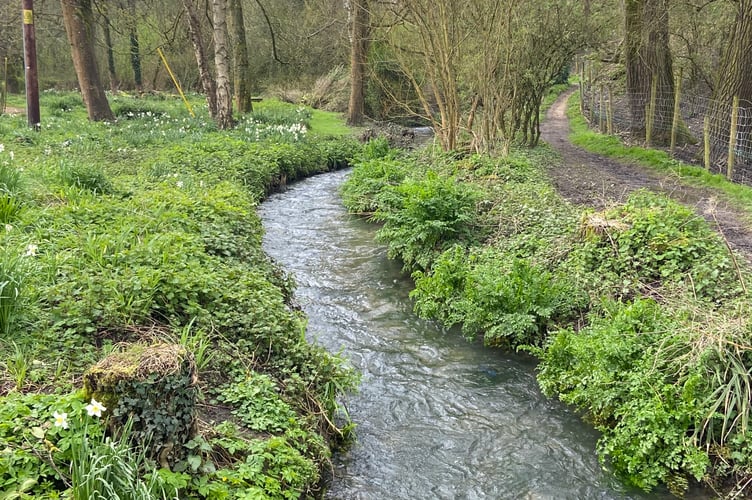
[670,68,683,154]
[579,62,585,116]
[607,85,614,134]
[1,57,7,114]
[727,95,740,180]
[646,75,657,147]
[599,85,605,132]
[22,0,40,129]
[704,115,711,170]
[588,65,594,124]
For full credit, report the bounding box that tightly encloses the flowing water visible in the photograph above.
[259,170,667,500]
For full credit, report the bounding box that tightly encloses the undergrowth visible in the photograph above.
[0,92,360,499]
[342,140,752,497]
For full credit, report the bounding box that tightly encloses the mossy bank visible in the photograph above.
[0,93,361,499]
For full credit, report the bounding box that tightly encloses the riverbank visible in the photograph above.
[341,139,752,496]
[0,93,361,498]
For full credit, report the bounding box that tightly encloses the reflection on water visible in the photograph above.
[259,169,664,500]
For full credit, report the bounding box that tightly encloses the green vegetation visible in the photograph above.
[0,92,360,499]
[342,143,752,496]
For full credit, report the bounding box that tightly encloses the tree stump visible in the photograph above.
[83,343,198,469]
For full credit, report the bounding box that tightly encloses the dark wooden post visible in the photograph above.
[22,0,40,129]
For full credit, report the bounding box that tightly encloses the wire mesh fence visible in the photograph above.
[580,77,752,185]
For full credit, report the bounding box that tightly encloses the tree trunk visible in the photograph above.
[347,0,369,125]
[101,12,117,92]
[709,0,752,169]
[212,0,234,129]
[61,0,114,121]
[624,0,675,143]
[181,0,218,119]
[230,0,252,113]
[127,0,142,92]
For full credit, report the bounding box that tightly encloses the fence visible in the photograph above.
[578,61,752,185]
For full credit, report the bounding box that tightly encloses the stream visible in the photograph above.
[259,169,666,500]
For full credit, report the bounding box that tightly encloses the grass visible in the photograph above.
[308,106,358,136]
[565,91,752,217]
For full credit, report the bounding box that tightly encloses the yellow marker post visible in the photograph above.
[157,47,195,117]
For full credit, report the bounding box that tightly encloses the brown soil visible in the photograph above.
[541,88,752,262]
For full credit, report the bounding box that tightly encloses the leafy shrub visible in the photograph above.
[340,157,412,213]
[412,246,584,347]
[573,190,743,303]
[536,299,710,494]
[219,373,297,433]
[317,136,362,170]
[359,137,393,161]
[373,171,484,271]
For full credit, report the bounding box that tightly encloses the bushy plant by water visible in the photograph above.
[412,246,585,347]
[372,171,486,272]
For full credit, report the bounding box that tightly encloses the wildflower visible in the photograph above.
[4,224,11,232]
[0,144,4,153]
[176,180,184,189]
[85,398,107,418]
[24,244,38,257]
[53,411,69,429]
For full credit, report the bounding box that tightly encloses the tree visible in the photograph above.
[712,0,752,105]
[95,2,118,92]
[124,0,143,92]
[347,0,369,125]
[624,0,675,142]
[383,0,467,150]
[212,0,234,129]
[707,0,752,167]
[181,0,218,119]
[61,0,114,121]
[230,0,253,113]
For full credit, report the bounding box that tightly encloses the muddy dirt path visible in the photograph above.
[540,88,752,261]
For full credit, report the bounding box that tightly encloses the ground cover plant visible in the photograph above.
[0,92,361,499]
[342,142,752,496]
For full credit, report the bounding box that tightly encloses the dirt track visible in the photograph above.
[540,88,752,262]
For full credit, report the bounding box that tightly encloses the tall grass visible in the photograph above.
[0,248,22,337]
[0,162,23,223]
[71,418,170,500]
